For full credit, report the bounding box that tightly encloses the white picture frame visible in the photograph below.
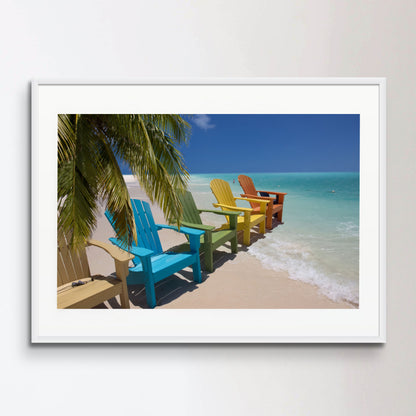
[32,78,386,343]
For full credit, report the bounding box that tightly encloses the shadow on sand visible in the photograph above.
[94,221,282,309]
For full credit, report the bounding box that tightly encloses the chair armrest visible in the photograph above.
[157,224,203,253]
[108,237,154,259]
[87,239,135,262]
[181,221,215,231]
[156,224,205,236]
[235,197,268,214]
[240,193,275,202]
[198,208,240,217]
[257,190,287,196]
[235,196,268,209]
[213,203,251,213]
[235,196,268,206]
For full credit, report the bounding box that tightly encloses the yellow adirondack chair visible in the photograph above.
[210,178,267,245]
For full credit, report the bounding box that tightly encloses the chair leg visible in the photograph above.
[119,281,130,309]
[192,255,202,283]
[266,201,273,229]
[144,277,157,308]
[277,208,283,223]
[243,228,251,245]
[115,260,130,309]
[266,214,273,229]
[231,234,238,253]
[204,249,214,273]
[243,213,251,245]
[203,232,213,273]
[259,219,266,234]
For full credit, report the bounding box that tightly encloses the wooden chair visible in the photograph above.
[210,178,267,246]
[176,190,239,272]
[105,199,205,308]
[238,174,287,229]
[57,233,133,309]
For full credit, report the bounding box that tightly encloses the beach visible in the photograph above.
[87,177,356,309]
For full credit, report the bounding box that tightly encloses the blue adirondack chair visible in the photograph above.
[105,199,205,308]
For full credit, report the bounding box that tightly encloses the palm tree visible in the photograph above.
[58,114,190,249]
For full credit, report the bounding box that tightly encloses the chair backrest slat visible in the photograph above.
[179,191,203,225]
[105,200,164,259]
[57,232,90,287]
[104,209,141,250]
[131,200,154,250]
[238,175,259,209]
[210,179,237,208]
[140,200,163,254]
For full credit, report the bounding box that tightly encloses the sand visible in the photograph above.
[87,183,355,309]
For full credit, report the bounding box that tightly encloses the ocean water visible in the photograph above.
[188,172,359,305]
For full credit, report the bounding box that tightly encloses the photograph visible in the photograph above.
[58,114,360,310]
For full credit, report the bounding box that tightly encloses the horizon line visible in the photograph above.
[122,170,359,176]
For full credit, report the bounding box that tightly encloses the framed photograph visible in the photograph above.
[32,79,386,343]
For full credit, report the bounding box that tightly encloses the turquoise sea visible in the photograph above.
[189,172,359,305]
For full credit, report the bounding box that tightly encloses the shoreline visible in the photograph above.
[87,182,356,309]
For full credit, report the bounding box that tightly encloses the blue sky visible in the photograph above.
[120,114,359,174]
[181,114,359,173]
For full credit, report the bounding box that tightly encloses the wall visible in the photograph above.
[1,1,415,414]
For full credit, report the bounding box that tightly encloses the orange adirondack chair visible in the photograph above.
[238,175,287,229]
[210,178,267,246]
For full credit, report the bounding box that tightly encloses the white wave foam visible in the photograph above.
[248,236,358,305]
[336,221,359,238]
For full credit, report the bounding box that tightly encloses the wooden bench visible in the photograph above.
[57,234,133,309]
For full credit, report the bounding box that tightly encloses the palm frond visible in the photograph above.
[58,114,76,165]
[143,114,191,145]
[112,116,190,226]
[57,113,191,249]
[94,125,137,247]
[58,115,101,249]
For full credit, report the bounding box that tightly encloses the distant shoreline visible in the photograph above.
[123,171,360,176]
